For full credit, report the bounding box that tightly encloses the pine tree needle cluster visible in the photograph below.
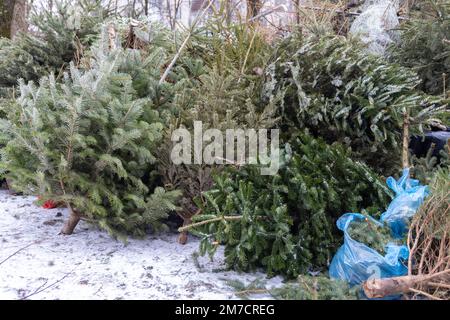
[347,215,401,255]
[410,143,450,184]
[271,275,360,300]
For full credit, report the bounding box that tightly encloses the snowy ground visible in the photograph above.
[0,190,283,300]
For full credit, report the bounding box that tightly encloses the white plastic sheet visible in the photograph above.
[350,0,400,55]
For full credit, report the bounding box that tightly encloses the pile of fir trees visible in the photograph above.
[0,11,280,239]
[0,1,447,281]
[182,32,445,277]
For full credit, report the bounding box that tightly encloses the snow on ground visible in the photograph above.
[0,190,283,300]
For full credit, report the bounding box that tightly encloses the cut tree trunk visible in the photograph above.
[178,217,192,245]
[60,209,81,235]
[363,273,449,298]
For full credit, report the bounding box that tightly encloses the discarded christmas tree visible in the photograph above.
[186,133,392,277]
[0,31,181,238]
[264,32,442,175]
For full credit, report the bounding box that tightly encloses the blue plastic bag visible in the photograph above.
[329,213,409,286]
[380,168,429,238]
[329,169,428,287]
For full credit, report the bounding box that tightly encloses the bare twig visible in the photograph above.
[248,5,286,23]
[409,288,443,300]
[428,282,450,290]
[20,279,48,299]
[93,284,104,296]
[238,29,257,82]
[20,270,74,300]
[0,240,44,266]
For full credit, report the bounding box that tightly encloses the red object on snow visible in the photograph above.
[42,199,57,209]
[37,195,58,209]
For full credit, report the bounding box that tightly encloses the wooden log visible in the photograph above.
[60,208,81,235]
[363,270,450,298]
[363,275,426,298]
